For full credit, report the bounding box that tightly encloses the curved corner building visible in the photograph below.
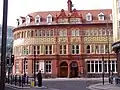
[112,0,120,75]
[13,0,116,78]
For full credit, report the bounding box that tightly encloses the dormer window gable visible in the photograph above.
[86,13,92,21]
[47,14,52,24]
[26,15,31,24]
[35,15,41,24]
[18,17,25,25]
[98,12,105,21]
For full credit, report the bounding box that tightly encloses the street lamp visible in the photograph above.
[33,50,36,86]
[23,49,28,74]
[0,0,8,90]
[102,55,104,85]
[106,21,111,83]
[23,58,27,74]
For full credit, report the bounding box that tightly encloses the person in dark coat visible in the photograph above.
[37,70,42,87]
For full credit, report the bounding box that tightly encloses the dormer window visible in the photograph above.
[110,14,112,20]
[86,13,92,21]
[35,15,41,24]
[98,12,104,21]
[19,18,23,25]
[16,19,20,26]
[47,14,52,24]
[26,15,30,24]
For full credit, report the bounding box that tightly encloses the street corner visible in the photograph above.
[87,82,120,90]
[32,86,48,89]
[87,83,107,90]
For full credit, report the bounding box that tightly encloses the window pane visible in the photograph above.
[91,64,94,72]
[87,64,90,72]
[95,63,98,72]
[99,63,102,72]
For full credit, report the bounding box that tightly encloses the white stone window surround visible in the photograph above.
[87,44,111,54]
[71,30,80,36]
[98,12,105,21]
[35,15,41,24]
[45,45,53,55]
[59,30,67,36]
[45,60,52,73]
[35,61,40,73]
[47,14,52,24]
[71,45,80,54]
[86,13,92,21]
[19,17,23,25]
[59,45,67,55]
[26,15,31,24]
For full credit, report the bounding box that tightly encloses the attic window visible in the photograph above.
[47,14,52,24]
[109,14,112,20]
[98,12,104,21]
[17,19,20,26]
[86,13,92,21]
[19,18,23,25]
[26,16,30,24]
[35,15,41,24]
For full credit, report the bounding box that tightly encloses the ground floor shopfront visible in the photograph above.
[13,54,117,78]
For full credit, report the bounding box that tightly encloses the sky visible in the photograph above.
[0,0,113,27]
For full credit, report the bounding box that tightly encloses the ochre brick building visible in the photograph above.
[13,0,116,78]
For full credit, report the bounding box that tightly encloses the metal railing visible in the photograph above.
[6,75,30,87]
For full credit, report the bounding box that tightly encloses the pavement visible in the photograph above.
[5,78,120,90]
[88,82,120,90]
[5,83,48,90]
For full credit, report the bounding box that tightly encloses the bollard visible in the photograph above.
[30,79,35,87]
[22,75,24,87]
[8,75,10,84]
[10,75,13,84]
[15,75,17,85]
[12,75,15,84]
[26,76,29,85]
[19,75,21,86]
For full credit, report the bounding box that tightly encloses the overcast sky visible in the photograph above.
[0,0,113,27]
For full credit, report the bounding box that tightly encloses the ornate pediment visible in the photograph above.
[56,9,69,24]
[69,9,83,24]
[56,9,83,24]
[57,9,67,18]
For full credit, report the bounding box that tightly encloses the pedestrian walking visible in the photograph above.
[37,70,42,87]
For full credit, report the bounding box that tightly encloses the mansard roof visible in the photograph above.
[18,9,112,26]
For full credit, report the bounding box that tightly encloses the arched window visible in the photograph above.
[21,32,24,38]
[31,31,34,37]
[35,30,38,37]
[27,31,31,38]
[87,45,90,53]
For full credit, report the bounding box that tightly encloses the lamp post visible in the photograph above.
[106,21,110,83]
[102,55,104,85]
[0,0,8,90]
[23,58,26,74]
[23,49,28,74]
[34,51,36,86]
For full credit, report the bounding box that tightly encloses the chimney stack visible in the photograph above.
[67,0,72,13]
